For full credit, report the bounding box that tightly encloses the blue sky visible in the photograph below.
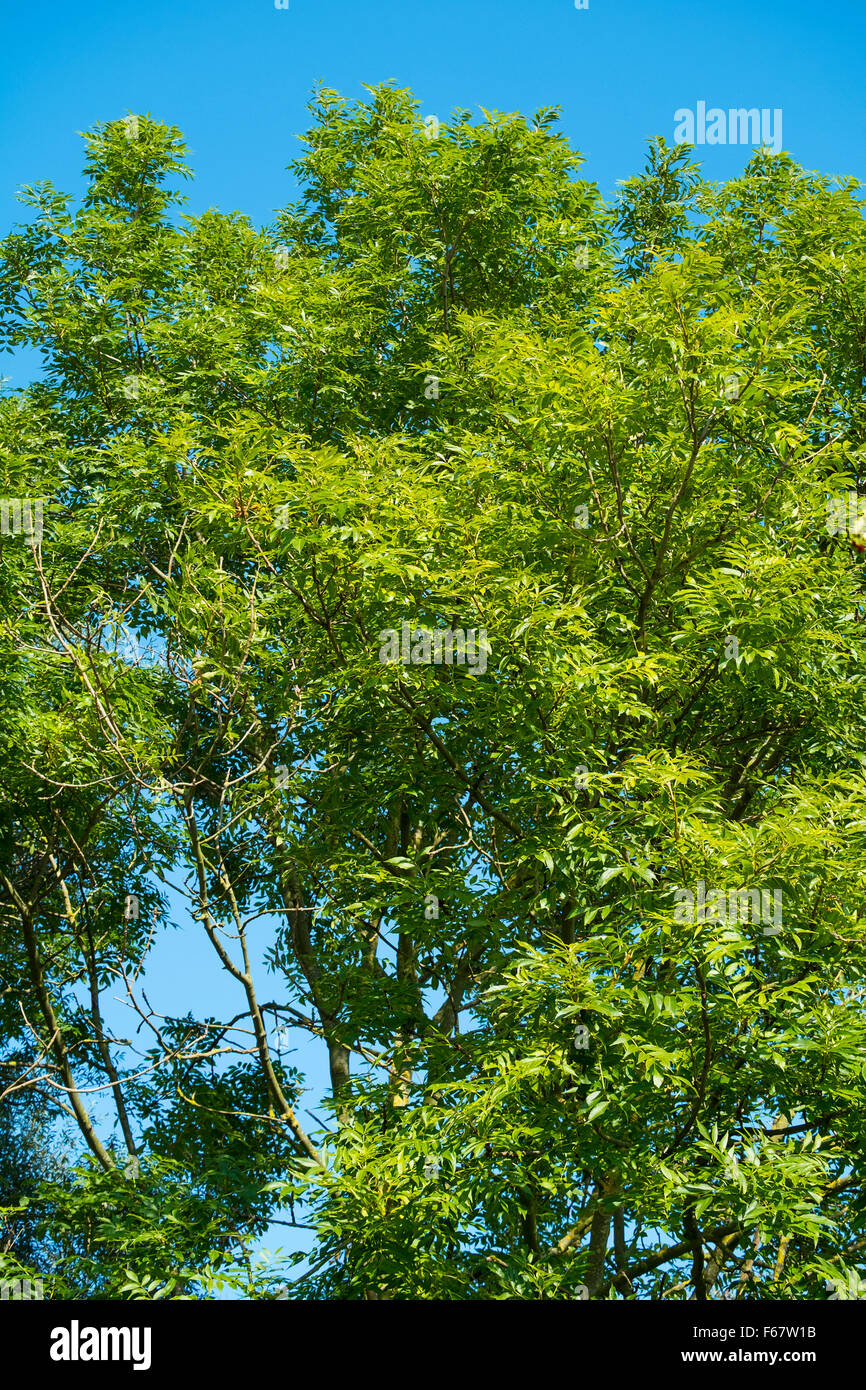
[2,0,864,246]
[3,0,864,1292]
[2,0,863,387]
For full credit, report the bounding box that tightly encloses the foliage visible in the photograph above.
[0,85,864,1299]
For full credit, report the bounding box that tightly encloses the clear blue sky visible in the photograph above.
[1,0,864,243]
[3,0,864,1291]
[2,0,863,385]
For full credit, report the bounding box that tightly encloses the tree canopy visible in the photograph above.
[1,84,865,1300]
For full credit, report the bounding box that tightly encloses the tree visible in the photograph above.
[0,84,864,1300]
